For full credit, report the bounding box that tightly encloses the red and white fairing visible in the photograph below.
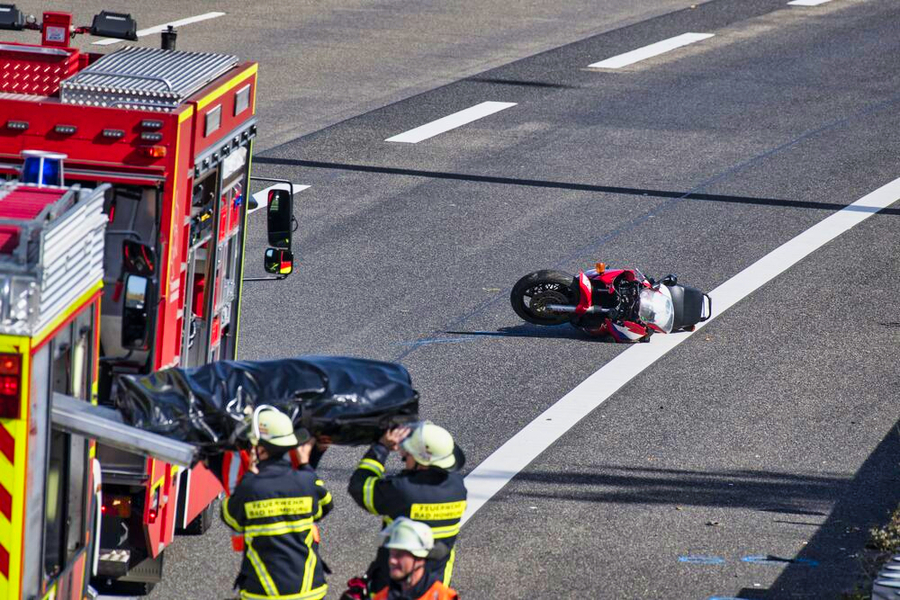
[576,267,675,341]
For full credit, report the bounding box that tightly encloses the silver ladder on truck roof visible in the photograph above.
[59,46,239,111]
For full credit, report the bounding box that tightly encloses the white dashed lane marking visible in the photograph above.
[462,175,900,525]
[385,101,517,144]
[588,32,715,69]
[93,12,226,45]
[788,0,833,5]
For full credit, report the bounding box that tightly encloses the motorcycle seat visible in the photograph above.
[667,284,705,331]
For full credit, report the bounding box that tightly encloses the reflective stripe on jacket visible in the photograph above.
[347,443,466,589]
[222,457,333,599]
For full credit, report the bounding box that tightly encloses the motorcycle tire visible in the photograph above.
[510,270,578,326]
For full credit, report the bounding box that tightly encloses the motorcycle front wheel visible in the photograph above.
[510,270,577,326]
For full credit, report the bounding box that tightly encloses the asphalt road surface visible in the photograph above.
[40,0,900,598]
[6,0,690,152]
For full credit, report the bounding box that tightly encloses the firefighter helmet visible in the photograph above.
[381,517,434,558]
[249,405,307,447]
[400,421,457,469]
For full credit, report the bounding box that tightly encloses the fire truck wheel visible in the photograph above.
[93,579,156,596]
[178,500,215,535]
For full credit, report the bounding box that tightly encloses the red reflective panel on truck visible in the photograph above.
[0,43,81,96]
[0,186,66,252]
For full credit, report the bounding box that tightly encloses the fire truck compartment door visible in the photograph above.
[50,393,197,467]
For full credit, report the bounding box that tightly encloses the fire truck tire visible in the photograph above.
[93,579,156,596]
[179,500,215,535]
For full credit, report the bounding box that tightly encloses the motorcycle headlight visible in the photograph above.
[638,287,674,333]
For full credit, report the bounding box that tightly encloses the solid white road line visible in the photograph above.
[788,0,832,5]
[249,183,309,214]
[93,12,226,45]
[462,175,900,525]
[385,101,517,144]
[588,32,715,69]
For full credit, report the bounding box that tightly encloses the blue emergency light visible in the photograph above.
[20,150,66,187]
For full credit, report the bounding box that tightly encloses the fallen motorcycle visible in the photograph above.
[510,263,712,342]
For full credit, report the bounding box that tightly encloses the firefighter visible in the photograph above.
[371,518,459,600]
[222,406,333,600]
[348,421,467,591]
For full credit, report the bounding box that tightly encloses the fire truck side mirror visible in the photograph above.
[267,189,293,249]
[122,240,156,277]
[122,274,157,351]
[264,248,294,277]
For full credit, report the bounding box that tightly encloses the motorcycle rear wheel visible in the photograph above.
[510,270,577,326]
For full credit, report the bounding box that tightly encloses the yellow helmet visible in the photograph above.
[248,405,304,447]
[381,517,434,558]
[400,421,456,469]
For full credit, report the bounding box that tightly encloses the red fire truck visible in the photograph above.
[0,170,202,600]
[0,7,297,595]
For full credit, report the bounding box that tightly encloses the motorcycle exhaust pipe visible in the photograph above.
[546,304,610,314]
[546,304,578,313]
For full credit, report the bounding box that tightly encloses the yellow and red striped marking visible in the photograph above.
[0,544,8,583]
[0,423,13,464]
[0,421,14,583]
[0,483,10,521]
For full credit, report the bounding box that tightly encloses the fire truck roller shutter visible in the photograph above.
[100,186,157,362]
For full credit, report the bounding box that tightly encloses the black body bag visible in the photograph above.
[115,355,419,455]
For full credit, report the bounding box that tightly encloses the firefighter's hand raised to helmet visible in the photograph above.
[295,435,317,465]
[379,426,411,451]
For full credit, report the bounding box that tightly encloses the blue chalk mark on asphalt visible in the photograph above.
[741,555,818,567]
[709,597,753,600]
[397,337,479,347]
[678,555,726,565]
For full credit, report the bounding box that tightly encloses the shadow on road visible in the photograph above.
[445,324,606,342]
[496,420,899,599]
[735,420,900,600]
[508,464,844,514]
[467,76,579,90]
[254,157,900,216]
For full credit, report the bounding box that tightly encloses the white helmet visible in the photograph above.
[381,517,434,558]
[248,405,306,447]
[400,421,456,470]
